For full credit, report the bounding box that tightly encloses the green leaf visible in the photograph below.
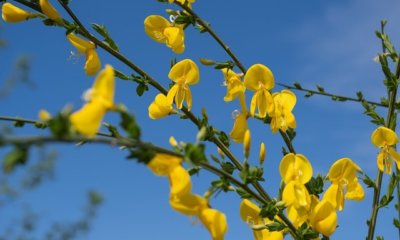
[316,84,325,93]
[221,162,235,175]
[136,83,149,96]
[48,113,71,138]
[293,81,302,89]
[3,145,29,174]
[119,111,141,140]
[236,187,251,198]
[114,69,135,81]
[393,218,400,229]
[184,143,207,165]
[265,221,285,231]
[305,175,325,196]
[14,120,25,127]
[126,148,155,164]
[91,23,119,51]
[362,173,375,188]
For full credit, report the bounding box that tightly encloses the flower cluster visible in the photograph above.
[2,1,101,76]
[147,153,228,240]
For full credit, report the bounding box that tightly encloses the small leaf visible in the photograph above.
[3,146,29,174]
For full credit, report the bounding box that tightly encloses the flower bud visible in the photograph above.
[259,142,265,165]
[243,129,251,159]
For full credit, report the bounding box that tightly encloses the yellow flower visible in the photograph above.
[279,153,312,212]
[67,33,101,76]
[323,158,364,211]
[244,64,275,118]
[147,153,182,176]
[144,15,185,53]
[239,199,283,240]
[199,208,228,240]
[270,90,296,133]
[167,59,199,110]
[169,193,208,216]
[221,68,245,102]
[2,3,35,23]
[286,194,319,228]
[259,142,266,165]
[39,0,61,21]
[70,65,114,137]
[279,153,313,184]
[169,165,192,197]
[371,126,400,174]
[309,200,338,236]
[148,93,173,119]
[229,112,248,143]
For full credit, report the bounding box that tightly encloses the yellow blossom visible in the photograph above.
[148,93,173,119]
[147,153,182,176]
[67,33,101,76]
[199,208,228,240]
[270,90,296,133]
[221,68,245,102]
[244,64,275,118]
[279,153,313,184]
[323,158,364,211]
[70,65,114,137]
[229,112,248,143]
[169,193,208,216]
[282,181,311,210]
[287,194,319,228]
[239,199,284,240]
[371,126,400,174]
[144,15,185,53]
[309,200,338,236]
[2,3,35,23]
[167,59,199,110]
[169,165,192,197]
[39,0,61,21]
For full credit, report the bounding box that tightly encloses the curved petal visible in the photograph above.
[323,183,344,211]
[389,147,400,171]
[39,0,61,21]
[244,64,274,91]
[144,15,170,43]
[250,93,257,116]
[280,90,297,111]
[310,200,337,236]
[2,3,33,22]
[90,65,114,107]
[67,33,95,53]
[167,84,179,106]
[148,94,172,119]
[70,101,107,138]
[85,49,102,76]
[346,180,365,201]
[147,153,182,176]
[229,113,248,143]
[199,208,228,240]
[168,59,199,85]
[279,153,312,184]
[169,165,192,196]
[327,158,360,183]
[371,126,399,147]
[282,181,310,209]
[239,199,261,224]
[184,86,192,111]
[170,193,208,216]
[174,85,186,109]
[164,26,185,54]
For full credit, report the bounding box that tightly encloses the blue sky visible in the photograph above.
[1,0,400,239]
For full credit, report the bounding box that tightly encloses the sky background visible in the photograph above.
[1,0,400,239]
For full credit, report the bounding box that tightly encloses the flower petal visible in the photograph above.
[147,153,182,176]
[279,153,312,184]
[2,3,33,22]
[169,165,192,196]
[239,199,261,224]
[229,113,248,143]
[168,59,199,85]
[39,0,61,21]
[85,48,102,76]
[90,65,114,107]
[310,200,337,236]
[70,101,106,138]
[144,15,170,43]
[170,193,208,215]
[244,64,274,91]
[371,126,399,147]
[67,33,95,53]
[199,208,228,240]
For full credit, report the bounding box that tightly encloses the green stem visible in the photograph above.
[174,1,247,74]
[366,23,400,239]
[278,83,387,108]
